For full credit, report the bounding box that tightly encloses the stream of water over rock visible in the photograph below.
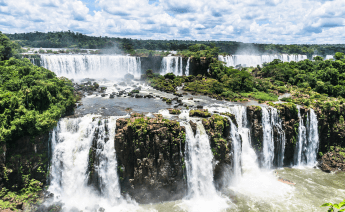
[34,55,345,212]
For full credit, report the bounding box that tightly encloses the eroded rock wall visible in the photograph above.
[114,114,186,203]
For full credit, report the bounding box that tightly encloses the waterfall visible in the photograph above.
[294,106,307,166]
[228,105,294,204]
[185,58,190,76]
[220,54,308,68]
[306,109,319,166]
[325,55,334,60]
[181,121,229,211]
[160,56,185,76]
[261,107,285,169]
[184,121,218,198]
[294,108,319,166]
[218,55,235,67]
[48,115,136,211]
[229,119,242,183]
[40,54,142,79]
[262,107,275,169]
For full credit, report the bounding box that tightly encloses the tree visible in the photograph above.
[334,52,344,60]
[0,31,19,61]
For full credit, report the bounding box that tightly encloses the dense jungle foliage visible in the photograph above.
[0,32,76,145]
[6,31,345,56]
[261,54,345,98]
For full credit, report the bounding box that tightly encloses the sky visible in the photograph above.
[0,0,344,44]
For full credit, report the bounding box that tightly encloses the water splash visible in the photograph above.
[180,121,230,212]
[48,115,139,211]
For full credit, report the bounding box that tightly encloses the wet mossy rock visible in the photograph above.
[189,109,211,118]
[318,147,345,173]
[168,108,181,115]
[114,113,186,204]
[0,132,50,210]
[220,112,238,128]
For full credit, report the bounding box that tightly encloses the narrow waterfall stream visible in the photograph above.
[261,107,285,168]
[306,109,320,166]
[185,58,190,76]
[48,115,139,211]
[294,107,320,166]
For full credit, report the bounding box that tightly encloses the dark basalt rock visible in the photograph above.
[114,114,186,203]
[318,148,345,173]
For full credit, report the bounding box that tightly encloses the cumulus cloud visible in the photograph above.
[0,0,344,44]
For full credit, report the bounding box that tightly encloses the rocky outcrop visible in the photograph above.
[247,106,263,161]
[318,147,345,172]
[0,132,50,210]
[202,114,235,188]
[316,106,345,155]
[189,57,211,76]
[114,114,186,204]
[247,104,301,167]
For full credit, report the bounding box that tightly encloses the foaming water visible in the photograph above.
[48,115,145,211]
[179,121,230,212]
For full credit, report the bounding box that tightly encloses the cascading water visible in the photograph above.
[185,58,190,76]
[229,106,294,210]
[180,121,229,212]
[219,54,308,68]
[40,54,142,79]
[229,119,242,183]
[48,115,137,211]
[325,55,334,60]
[160,56,184,76]
[306,109,319,166]
[294,106,307,166]
[261,107,285,168]
[294,108,320,166]
[261,107,275,169]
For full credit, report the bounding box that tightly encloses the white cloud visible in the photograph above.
[0,0,344,44]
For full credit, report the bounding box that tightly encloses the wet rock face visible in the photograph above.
[247,105,302,167]
[114,114,186,204]
[319,148,345,172]
[0,133,49,193]
[247,106,264,162]
[316,107,345,155]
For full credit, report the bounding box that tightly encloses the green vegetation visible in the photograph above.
[0,58,76,143]
[169,109,181,115]
[6,31,345,56]
[189,109,211,118]
[0,33,77,210]
[0,32,22,61]
[126,113,186,147]
[321,199,345,212]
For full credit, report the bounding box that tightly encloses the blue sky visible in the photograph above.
[0,0,344,44]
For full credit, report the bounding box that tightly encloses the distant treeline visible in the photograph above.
[5,31,345,56]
